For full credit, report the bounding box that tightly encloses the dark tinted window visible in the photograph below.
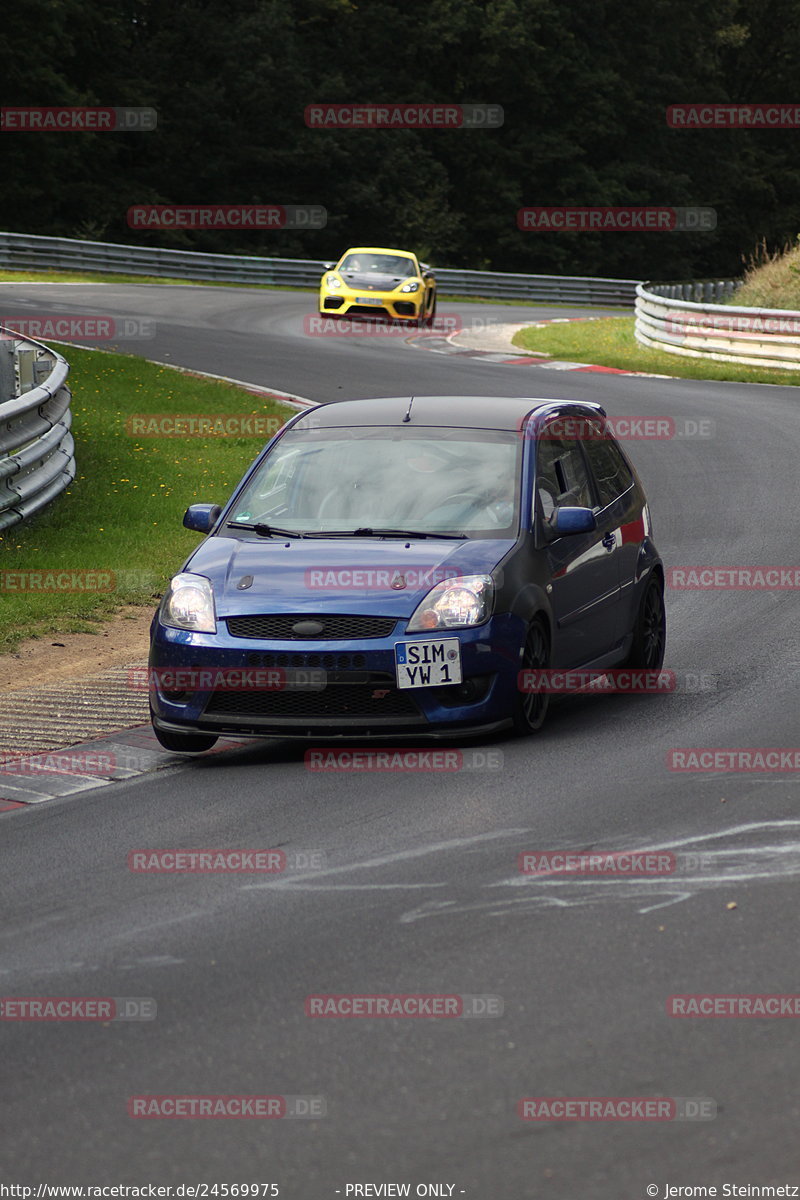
[535,429,593,520]
[582,428,634,508]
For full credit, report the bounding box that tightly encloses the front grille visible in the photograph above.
[348,305,391,316]
[227,614,397,641]
[246,651,366,670]
[205,682,418,718]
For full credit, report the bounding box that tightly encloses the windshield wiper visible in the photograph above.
[350,527,467,540]
[227,523,467,541]
[227,521,308,539]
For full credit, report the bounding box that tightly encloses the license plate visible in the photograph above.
[283,669,326,692]
[355,296,383,305]
[395,638,462,689]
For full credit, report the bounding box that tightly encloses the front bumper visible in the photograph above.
[318,285,423,320]
[149,613,526,740]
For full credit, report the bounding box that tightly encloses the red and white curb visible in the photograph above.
[409,316,672,378]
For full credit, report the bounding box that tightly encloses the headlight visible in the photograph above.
[326,275,342,288]
[161,573,216,633]
[406,575,493,632]
[399,280,420,292]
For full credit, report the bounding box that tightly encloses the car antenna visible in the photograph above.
[402,395,415,423]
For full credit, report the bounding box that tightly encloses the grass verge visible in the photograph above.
[731,239,800,309]
[512,316,800,386]
[0,345,297,653]
[0,267,316,291]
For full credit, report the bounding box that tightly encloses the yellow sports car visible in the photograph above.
[319,246,437,323]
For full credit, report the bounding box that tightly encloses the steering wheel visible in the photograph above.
[317,486,345,521]
[436,491,488,512]
[436,490,514,528]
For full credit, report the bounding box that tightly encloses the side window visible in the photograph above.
[535,429,593,522]
[581,427,634,509]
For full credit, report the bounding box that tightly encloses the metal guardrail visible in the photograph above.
[641,279,741,303]
[0,328,74,531]
[635,280,800,370]
[0,230,640,305]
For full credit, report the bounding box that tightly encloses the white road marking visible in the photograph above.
[399,821,800,922]
[241,829,530,890]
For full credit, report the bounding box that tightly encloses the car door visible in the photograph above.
[535,421,622,666]
[578,420,642,644]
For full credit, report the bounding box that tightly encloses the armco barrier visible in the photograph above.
[0,327,74,530]
[635,280,800,370]
[0,230,639,305]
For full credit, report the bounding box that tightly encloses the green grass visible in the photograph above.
[0,267,316,291]
[512,315,800,385]
[438,293,624,309]
[731,239,800,309]
[0,345,296,652]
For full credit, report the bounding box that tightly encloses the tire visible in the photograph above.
[423,291,437,326]
[624,574,666,670]
[152,722,218,753]
[511,619,551,735]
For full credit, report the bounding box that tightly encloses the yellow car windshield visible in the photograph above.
[339,254,416,277]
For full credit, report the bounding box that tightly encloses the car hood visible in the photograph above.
[186,535,515,617]
[340,272,410,291]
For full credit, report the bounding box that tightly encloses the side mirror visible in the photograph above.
[183,503,222,534]
[323,261,335,270]
[546,506,597,538]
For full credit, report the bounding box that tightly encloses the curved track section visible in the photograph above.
[1,283,799,1197]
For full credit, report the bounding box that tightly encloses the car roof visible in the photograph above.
[337,247,417,258]
[291,395,605,431]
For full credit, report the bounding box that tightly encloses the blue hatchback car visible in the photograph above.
[149,396,665,751]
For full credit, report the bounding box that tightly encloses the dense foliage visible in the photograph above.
[2,0,799,279]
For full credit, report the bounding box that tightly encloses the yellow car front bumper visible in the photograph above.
[318,284,424,321]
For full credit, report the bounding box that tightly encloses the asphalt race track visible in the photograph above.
[2,283,799,1198]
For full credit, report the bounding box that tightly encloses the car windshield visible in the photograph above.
[339,254,416,277]
[228,426,521,538]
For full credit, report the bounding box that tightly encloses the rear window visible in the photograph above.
[581,428,634,509]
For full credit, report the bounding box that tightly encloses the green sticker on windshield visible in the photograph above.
[235,510,253,521]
